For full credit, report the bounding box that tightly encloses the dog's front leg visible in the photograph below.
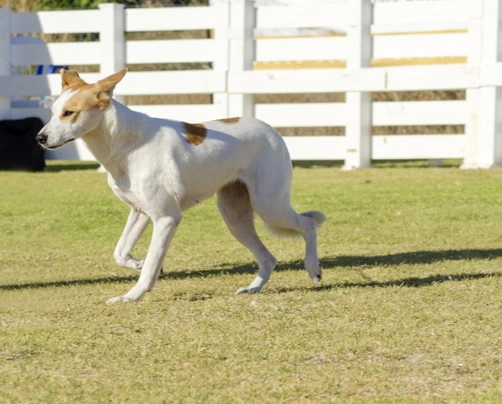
[114,208,150,272]
[106,214,181,304]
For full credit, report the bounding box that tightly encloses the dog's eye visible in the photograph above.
[63,110,74,117]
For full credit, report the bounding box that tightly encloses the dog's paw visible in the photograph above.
[116,255,144,272]
[127,258,145,272]
[106,295,137,304]
[306,263,322,284]
[236,286,262,295]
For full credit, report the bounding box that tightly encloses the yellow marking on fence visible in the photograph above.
[254,60,345,69]
[371,56,467,67]
[254,33,346,40]
[254,57,466,70]
[373,29,467,36]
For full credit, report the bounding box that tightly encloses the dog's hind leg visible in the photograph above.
[245,168,325,284]
[260,208,324,283]
[107,211,181,304]
[113,208,150,272]
[217,181,276,294]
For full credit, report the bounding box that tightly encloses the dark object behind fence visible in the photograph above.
[0,117,45,171]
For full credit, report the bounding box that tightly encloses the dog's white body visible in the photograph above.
[37,69,325,303]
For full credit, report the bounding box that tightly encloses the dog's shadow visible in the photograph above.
[2,248,502,292]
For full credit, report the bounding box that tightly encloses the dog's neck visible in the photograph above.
[81,99,145,178]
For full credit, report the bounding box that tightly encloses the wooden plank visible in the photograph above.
[254,34,466,66]
[254,60,346,69]
[129,104,226,122]
[283,136,345,161]
[373,0,467,26]
[481,63,502,86]
[249,100,467,128]
[11,10,100,34]
[125,39,225,64]
[117,71,227,95]
[11,42,100,65]
[1,63,484,99]
[373,100,466,126]
[0,71,225,97]
[256,5,348,30]
[372,25,467,36]
[374,33,467,59]
[372,135,465,160]
[0,75,66,97]
[255,103,346,127]
[0,74,100,97]
[229,68,386,94]
[256,37,346,61]
[371,57,467,67]
[230,65,479,94]
[254,57,467,70]
[125,7,227,32]
[385,65,479,91]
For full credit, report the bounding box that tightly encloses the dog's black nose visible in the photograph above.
[36,133,48,145]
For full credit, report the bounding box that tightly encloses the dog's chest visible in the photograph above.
[110,183,144,211]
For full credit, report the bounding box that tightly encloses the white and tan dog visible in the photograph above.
[37,69,325,304]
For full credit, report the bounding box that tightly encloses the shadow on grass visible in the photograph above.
[0,275,139,291]
[327,248,502,268]
[44,162,101,172]
[272,272,502,294]
[2,248,502,292]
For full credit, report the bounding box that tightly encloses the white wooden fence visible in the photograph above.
[1,0,502,168]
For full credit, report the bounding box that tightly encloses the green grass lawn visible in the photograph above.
[1,162,502,403]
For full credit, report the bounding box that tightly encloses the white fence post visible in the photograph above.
[477,0,502,168]
[228,0,255,118]
[99,3,125,103]
[210,0,230,118]
[0,8,11,120]
[461,1,483,169]
[342,0,373,170]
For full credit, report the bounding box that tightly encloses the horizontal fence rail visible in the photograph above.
[1,0,502,168]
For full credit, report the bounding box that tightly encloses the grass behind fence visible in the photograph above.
[1,164,502,402]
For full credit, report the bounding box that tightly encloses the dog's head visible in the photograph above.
[36,69,127,150]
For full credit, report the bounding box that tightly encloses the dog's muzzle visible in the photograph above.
[36,132,74,150]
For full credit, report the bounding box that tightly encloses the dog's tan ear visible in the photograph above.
[97,68,127,94]
[95,69,127,108]
[61,69,86,91]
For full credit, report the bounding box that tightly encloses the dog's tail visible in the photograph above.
[264,210,326,238]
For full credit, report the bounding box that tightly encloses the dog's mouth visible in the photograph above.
[42,138,75,150]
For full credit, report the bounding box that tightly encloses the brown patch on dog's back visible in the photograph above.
[218,117,240,124]
[182,122,207,146]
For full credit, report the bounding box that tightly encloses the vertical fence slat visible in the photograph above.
[462,1,483,169]
[99,3,125,103]
[227,0,255,118]
[210,0,230,119]
[343,0,373,170]
[0,8,11,120]
[477,0,502,168]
